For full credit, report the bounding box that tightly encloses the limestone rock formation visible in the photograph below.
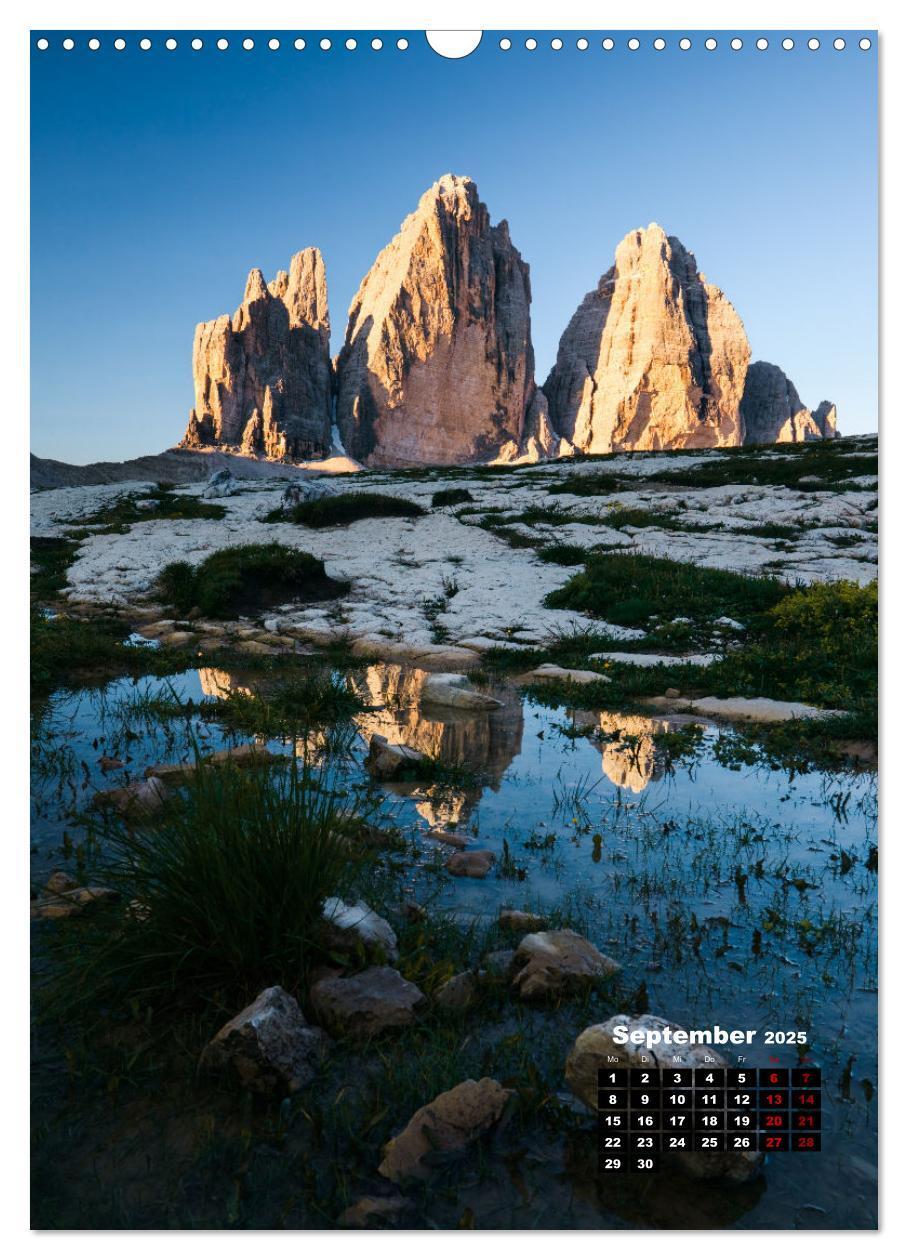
[181,248,332,460]
[543,224,752,452]
[741,360,839,445]
[335,175,562,468]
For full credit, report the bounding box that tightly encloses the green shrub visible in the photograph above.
[537,543,587,566]
[282,492,425,528]
[431,487,474,508]
[544,552,784,626]
[157,543,348,618]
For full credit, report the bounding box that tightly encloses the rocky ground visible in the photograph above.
[31,438,877,654]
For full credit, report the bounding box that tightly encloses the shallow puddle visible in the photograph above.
[31,662,877,1228]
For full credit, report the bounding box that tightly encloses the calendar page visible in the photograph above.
[29,25,878,1232]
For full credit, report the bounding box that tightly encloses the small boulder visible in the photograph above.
[434,971,480,1011]
[499,908,547,933]
[529,664,605,686]
[31,881,119,920]
[481,949,516,979]
[565,1014,763,1183]
[426,829,470,849]
[338,1194,411,1228]
[92,775,171,816]
[510,929,621,1000]
[201,469,238,499]
[421,673,502,711]
[320,897,399,962]
[378,1078,513,1183]
[364,734,425,781]
[446,850,495,879]
[310,966,426,1037]
[199,985,329,1094]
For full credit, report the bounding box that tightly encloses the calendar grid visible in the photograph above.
[598,1065,822,1173]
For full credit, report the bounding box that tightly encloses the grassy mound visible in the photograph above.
[545,552,784,626]
[431,487,474,508]
[157,543,348,618]
[548,472,622,496]
[278,492,425,528]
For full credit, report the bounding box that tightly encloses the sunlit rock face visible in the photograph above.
[352,662,524,827]
[573,710,675,793]
[181,248,332,460]
[198,668,254,700]
[335,175,563,468]
[741,361,839,445]
[544,225,751,454]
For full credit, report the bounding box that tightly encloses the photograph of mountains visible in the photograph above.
[30,30,878,1232]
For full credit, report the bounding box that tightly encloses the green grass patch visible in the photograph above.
[71,489,226,532]
[545,552,784,626]
[41,757,370,1018]
[548,472,622,496]
[431,487,474,508]
[157,543,348,618]
[274,492,425,528]
[537,543,588,566]
[30,536,79,603]
[645,447,876,490]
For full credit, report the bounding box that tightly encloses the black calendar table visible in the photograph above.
[598,1065,822,1173]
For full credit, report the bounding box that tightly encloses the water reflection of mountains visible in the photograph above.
[198,664,682,814]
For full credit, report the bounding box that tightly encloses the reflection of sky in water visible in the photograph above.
[31,667,877,1227]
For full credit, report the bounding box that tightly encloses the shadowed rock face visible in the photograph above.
[741,361,839,445]
[543,225,751,453]
[335,174,561,468]
[181,248,332,461]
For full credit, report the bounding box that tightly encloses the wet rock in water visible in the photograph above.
[481,949,517,979]
[158,630,197,648]
[377,1078,513,1183]
[364,733,425,781]
[426,829,471,849]
[45,871,80,896]
[338,1194,412,1228]
[200,986,329,1094]
[529,664,605,686]
[320,897,399,962]
[401,900,427,923]
[310,966,426,1037]
[97,755,124,772]
[499,908,548,933]
[144,743,279,783]
[420,673,502,710]
[673,696,846,723]
[565,1014,764,1183]
[446,849,495,878]
[31,875,119,920]
[434,971,480,1011]
[510,929,621,1000]
[92,775,171,816]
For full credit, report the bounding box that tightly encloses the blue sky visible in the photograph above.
[31,31,877,463]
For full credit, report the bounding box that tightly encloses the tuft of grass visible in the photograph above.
[71,489,226,532]
[30,536,79,602]
[41,756,369,1016]
[275,492,425,528]
[157,543,349,618]
[545,552,784,626]
[548,472,622,496]
[537,543,587,566]
[431,487,474,508]
[210,669,364,742]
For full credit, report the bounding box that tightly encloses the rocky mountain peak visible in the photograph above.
[334,174,563,467]
[180,246,332,461]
